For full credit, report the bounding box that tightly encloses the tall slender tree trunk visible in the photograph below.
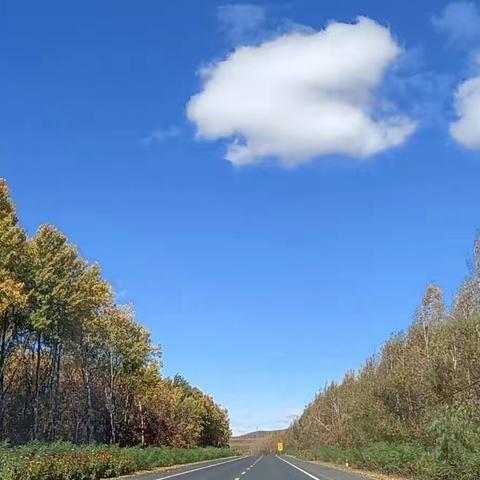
[81,343,94,443]
[138,398,145,447]
[0,312,8,441]
[0,374,4,442]
[46,342,56,440]
[74,416,80,443]
[123,392,131,443]
[106,349,116,444]
[48,343,62,440]
[85,367,94,443]
[32,333,42,441]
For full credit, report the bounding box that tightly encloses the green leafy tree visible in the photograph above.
[0,180,28,440]
[0,178,232,447]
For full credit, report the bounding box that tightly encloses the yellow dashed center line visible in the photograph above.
[233,455,263,480]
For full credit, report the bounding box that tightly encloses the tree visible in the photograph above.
[27,225,85,440]
[288,233,480,466]
[0,178,231,447]
[0,180,28,440]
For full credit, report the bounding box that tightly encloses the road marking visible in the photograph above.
[231,455,262,480]
[275,455,336,480]
[154,456,248,480]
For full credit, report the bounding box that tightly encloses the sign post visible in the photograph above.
[277,442,284,454]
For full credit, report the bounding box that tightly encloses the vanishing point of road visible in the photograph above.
[124,454,372,480]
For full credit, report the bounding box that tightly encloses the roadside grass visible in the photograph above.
[294,441,480,480]
[0,442,235,480]
[296,442,427,478]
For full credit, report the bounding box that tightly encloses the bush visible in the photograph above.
[0,442,234,480]
[296,437,480,480]
[425,405,480,480]
[297,442,428,478]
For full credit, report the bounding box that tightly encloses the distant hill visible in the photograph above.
[230,429,286,453]
[234,430,280,440]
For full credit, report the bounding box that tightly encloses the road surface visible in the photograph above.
[121,454,374,480]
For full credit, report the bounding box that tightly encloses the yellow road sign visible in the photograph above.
[277,442,284,453]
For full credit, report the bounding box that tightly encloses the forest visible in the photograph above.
[0,178,230,448]
[280,236,480,479]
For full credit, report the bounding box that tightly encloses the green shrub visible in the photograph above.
[292,406,480,479]
[426,405,480,480]
[296,436,480,480]
[297,442,428,478]
[0,443,234,480]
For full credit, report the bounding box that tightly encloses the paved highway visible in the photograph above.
[124,454,373,480]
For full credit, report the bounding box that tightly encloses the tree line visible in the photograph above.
[0,179,230,447]
[281,235,480,476]
[215,235,480,478]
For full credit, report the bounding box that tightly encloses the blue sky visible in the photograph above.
[2,0,480,434]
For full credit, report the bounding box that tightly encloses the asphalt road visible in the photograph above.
[123,454,373,480]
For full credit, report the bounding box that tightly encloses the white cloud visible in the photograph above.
[432,3,480,149]
[450,76,480,149]
[432,2,480,46]
[217,4,267,45]
[187,17,417,167]
[142,126,180,146]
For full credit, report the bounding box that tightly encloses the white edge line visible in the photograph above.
[155,456,249,480]
[276,455,335,480]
